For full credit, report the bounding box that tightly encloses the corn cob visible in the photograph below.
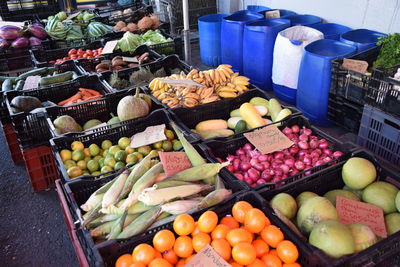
[197,189,232,209]
[154,180,196,189]
[114,151,158,205]
[117,206,162,239]
[138,184,214,206]
[101,200,153,215]
[121,162,163,209]
[161,200,200,214]
[87,215,117,229]
[149,212,172,229]
[164,162,229,182]
[100,214,121,223]
[170,122,206,167]
[102,169,131,209]
[80,177,117,211]
[107,210,128,240]
[90,220,116,237]
[83,202,102,228]
[215,175,226,190]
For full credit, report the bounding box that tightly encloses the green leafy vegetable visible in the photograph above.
[373,33,400,68]
[116,30,172,53]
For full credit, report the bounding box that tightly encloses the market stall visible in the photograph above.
[0,1,399,266]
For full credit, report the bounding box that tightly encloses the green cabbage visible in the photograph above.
[116,30,172,53]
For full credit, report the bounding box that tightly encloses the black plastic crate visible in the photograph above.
[76,45,162,76]
[0,0,60,21]
[367,65,400,119]
[104,29,183,58]
[30,40,105,68]
[0,54,33,72]
[45,87,163,138]
[330,46,380,106]
[258,150,400,267]
[171,88,302,143]
[102,54,190,92]
[327,94,364,133]
[50,109,194,183]
[201,115,356,192]
[5,75,111,150]
[357,105,400,166]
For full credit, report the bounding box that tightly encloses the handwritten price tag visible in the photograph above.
[102,40,118,55]
[244,125,294,154]
[342,59,369,73]
[122,57,139,63]
[157,78,204,87]
[336,196,387,237]
[23,76,41,90]
[186,245,230,267]
[159,152,192,176]
[265,10,280,18]
[130,124,167,148]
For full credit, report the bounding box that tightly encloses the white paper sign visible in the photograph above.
[130,124,167,148]
[157,78,204,87]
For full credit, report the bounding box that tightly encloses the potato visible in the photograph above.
[116,21,126,28]
[127,23,138,32]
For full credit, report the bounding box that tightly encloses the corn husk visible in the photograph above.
[197,189,232,209]
[164,162,229,182]
[102,170,131,209]
[161,200,200,214]
[154,180,196,189]
[117,206,161,239]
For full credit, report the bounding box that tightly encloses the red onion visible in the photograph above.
[282,127,293,135]
[248,168,260,181]
[286,133,295,139]
[298,141,309,150]
[333,151,343,159]
[216,157,223,163]
[282,148,291,156]
[243,143,253,150]
[310,150,320,159]
[239,155,248,161]
[261,162,270,169]
[299,133,308,141]
[315,160,325,166]
[274,152,284,160]
[236,148,245,156]
[310,135,318,140]
[226,154,235,161]
[280,164,290,174]
[234,173,244,180]
[249,150,261,158]
[303,155,312,165]
[284,158,295,168]
[323,149,333,156]
[233,159,240,171]
[261,170,272,181]
[314,148,322,155]
[309,139,319,149]
[318,139,329,149]
[295,161,305,170]
[291,168,299,175]
[291,125,300,133]
[305,170,312,175]
[323,156,332,163]
[250,157,259,166]
[289,145,299,154]
[240,161,251,172]
[303,127,312,136]
[258,154,268,162]
[244,177,253,185]
[254,163,265,172]
[274,168,283,176]
[227,165,235,173]
[256,179,266,185]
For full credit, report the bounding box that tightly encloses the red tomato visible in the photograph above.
[49,60,56,64]
[77,48,83,54]
[63,57,70,61]
[70,55,78,59]
[85,50,92,56]
[86,56,93,59]
[68,49,77,56]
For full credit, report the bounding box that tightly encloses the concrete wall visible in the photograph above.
[219,0,400,33]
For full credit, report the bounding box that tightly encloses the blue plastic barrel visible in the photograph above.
[221,10,264,73]
[310,23,352,40]
[283,14,322,26]
[296,39,357,126]
[198,13,229,66]
[340,29,387,53]
[247,5,270,13]
[268,9,297,17]
[243,18,291,90]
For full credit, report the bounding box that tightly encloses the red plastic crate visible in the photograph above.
[56,180,89,267]
[22,145,59,191]
[2,124,23,164]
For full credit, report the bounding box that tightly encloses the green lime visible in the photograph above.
[87,160,100,172]
[64,159,76,170]
[101,166,113,173]
[67,166,82,178]
[77,160,87,170]
[101,140,112,150]
[118,137,131,150]
[114,161,126,170]
[99,158,105,168]
[108,145,122,156]
[104,156,116,168]
[91,171,101,176]
[137,145,152,156]
[102,149,109,157]
[93,155,102,162]
[152,141,163,149]
[125,146,135,154]
[132,152,144,161]
[72,149,85,161]
[149,150,159,157]
[89,144,100,156]
[84,156,91,163]
[114,150,126,162]
[173,140,183,150]
[126,153,138,165]
[162,140,173,152]
[164,129,175,140]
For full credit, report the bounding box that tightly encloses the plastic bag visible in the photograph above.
[272,26,323,89]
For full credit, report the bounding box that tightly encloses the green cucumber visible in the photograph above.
[16,67,49,81]
[39,71,74,86]
[14,80,25,91]
[2,79,13,92]
[234,120,247,134]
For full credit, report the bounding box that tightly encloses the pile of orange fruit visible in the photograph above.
[115,201,300,267]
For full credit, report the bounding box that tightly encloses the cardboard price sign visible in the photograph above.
[101,40,118,54]
[158,152,192,176]
[336,196,387,237]
[130,124,167,148]
[244,125,294,154]
[23,76,41,90]
[157,78,204,87]
[265,10,281,18]
[342,59,369,73]
[186,245,231,267]
[122,57,139,63]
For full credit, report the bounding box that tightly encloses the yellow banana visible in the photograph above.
[219,64,232,69]
[149,79,157,90]
[218,91,237,98]
[218,70,227,82]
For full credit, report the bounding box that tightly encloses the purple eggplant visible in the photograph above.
[0,25,21,40]
[11,37,29,48]
[0,38,10,49]
[27,25,47,40]
[29,36,42,47]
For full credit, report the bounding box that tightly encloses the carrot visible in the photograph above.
[80,91,93,99]
[82,95,102,102]
[58,92,82,106]
[79,88,100,96]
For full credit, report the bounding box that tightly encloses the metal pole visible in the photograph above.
[182,0,191,64]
